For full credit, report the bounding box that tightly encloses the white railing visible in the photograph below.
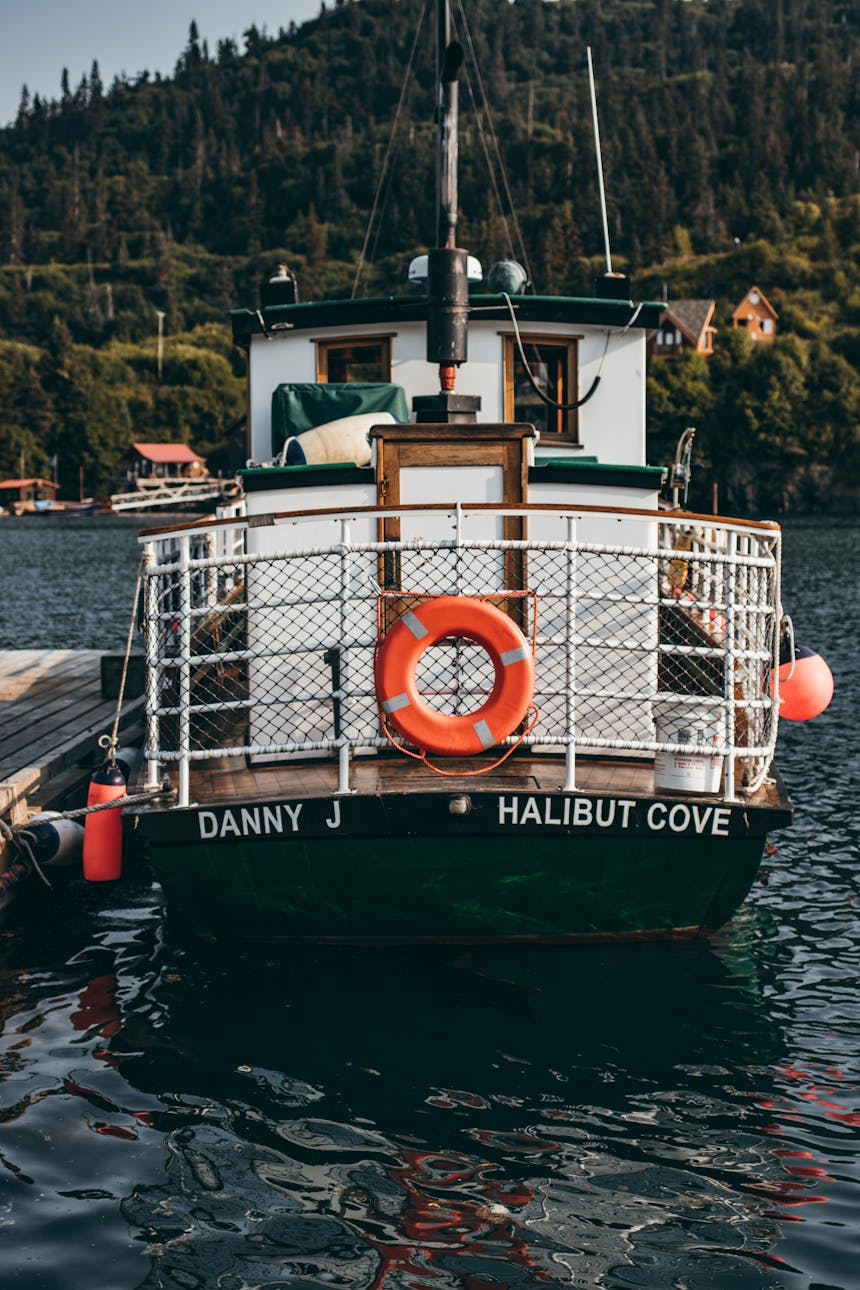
[139,505,781,806]
[111,479,232,512]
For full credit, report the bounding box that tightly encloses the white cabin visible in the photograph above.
[230,286,668,526]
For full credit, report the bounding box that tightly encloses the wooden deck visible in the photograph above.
[188,750,789,813]
[0,650,144,823]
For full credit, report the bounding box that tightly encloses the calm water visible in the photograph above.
[0,514,148,651]
[0,516,858,1289]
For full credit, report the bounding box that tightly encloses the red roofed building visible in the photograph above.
[123,443,208,484]
[0,478,59,512]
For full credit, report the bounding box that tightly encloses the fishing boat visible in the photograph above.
[122,3,806,942]
[37,498,100,517]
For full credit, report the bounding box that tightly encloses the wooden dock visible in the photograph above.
[0,650,144,825]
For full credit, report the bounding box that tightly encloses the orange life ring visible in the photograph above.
[375,595,535,757]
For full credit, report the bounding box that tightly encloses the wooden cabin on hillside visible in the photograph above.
[732,287,777,341]
[649,300,717,357]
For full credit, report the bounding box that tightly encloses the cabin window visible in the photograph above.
[316,335,392,384]
[761,318,773,335]
[502,333,581,443]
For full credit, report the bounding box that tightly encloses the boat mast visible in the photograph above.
[424,0,471,402]
[436,0,459,251]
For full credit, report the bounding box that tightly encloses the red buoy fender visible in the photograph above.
[82,763,126,882]
[375,596,535,757]
[772,645,834,722]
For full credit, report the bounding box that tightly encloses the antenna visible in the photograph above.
[587,46,612,275]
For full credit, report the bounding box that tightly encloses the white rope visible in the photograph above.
[51,785,175,821]
[103,553,146,765]
[780,613,796,680]
[1,783,173,832]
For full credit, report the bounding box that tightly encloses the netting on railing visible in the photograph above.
[141,509,780,797]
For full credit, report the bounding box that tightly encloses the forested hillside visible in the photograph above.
[0,0,858,510]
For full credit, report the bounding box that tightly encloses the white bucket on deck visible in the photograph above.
[653,698,724,795]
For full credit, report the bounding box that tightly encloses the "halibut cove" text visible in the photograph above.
[194,795,735,840]
[497,795,732,835]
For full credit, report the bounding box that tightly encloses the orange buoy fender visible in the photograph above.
[772,645,834,722]
[375,596,535,757]
[82,763,127,882]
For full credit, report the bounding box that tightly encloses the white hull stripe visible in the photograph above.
[382,692,411,714]
[473,719,495,749]
[402,610,429,640]
[500,645,530,666]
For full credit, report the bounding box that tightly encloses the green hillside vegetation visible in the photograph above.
[0,0,858,510]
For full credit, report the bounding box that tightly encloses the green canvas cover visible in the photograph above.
[270,382,408,455]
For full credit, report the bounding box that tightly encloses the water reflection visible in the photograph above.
[3,885,802,1289]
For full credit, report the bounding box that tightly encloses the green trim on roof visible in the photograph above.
[230,292,666,345]
[535,453,599,463]
[530,459,666,489]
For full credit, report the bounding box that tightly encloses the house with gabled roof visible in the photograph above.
[0,477,59,505]
[732,286,777,341]
[120,442,208,484]
[649,300,717,357]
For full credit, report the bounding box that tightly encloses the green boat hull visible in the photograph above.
[132,779,794,944]
[137,788,787,941]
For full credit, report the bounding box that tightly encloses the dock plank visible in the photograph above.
[2,687,114,768]
[0,650,93,699]
[0,659,106,734]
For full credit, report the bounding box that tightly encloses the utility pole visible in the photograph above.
[156,310,166,382]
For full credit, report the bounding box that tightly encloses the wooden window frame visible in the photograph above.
[502,332,582,445]
[314,334,393,384]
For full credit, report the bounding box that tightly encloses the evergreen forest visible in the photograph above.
[0,0,858,511]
